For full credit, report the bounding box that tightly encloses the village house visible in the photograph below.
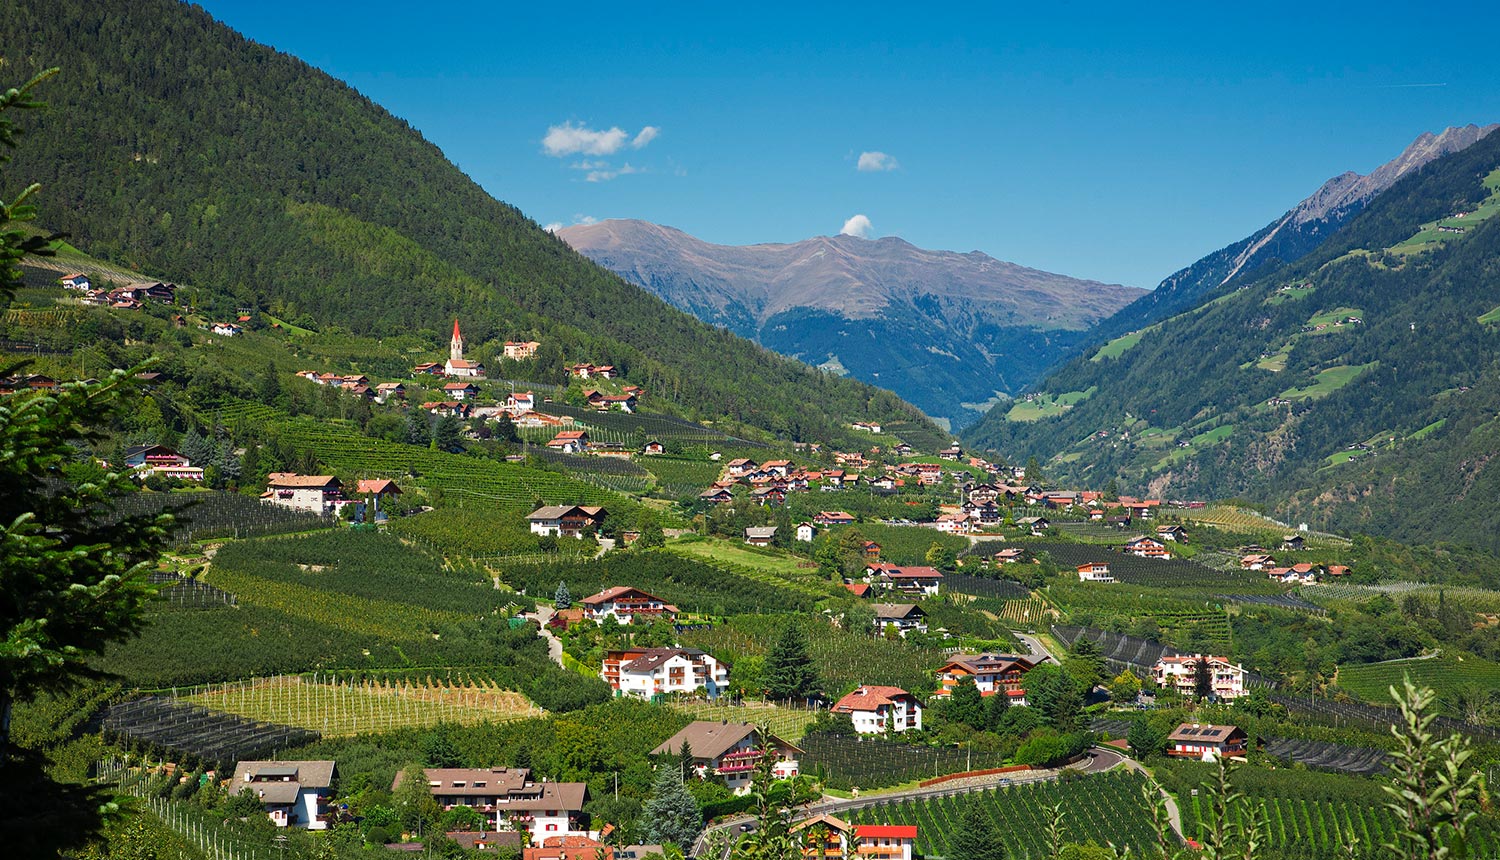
[1016,516,1050,536]
[505,391,538,414]
[832,685,924,734]
[229,761,337,830]
[850,421,883,434]
[814,511,856,527]
[445,320,485,378]
[1167,723,1248,760]
[578,587,678,626]
[652,722,801,795]
[1153,655,1248,700]
[933,653,1039,701]
[1268,563,1321,585]
[938,444,963,461]
[394,767,588,842]
[503,340,541,360]
[821,469,848,490]
[698,487,734,505]
[525,504,607,538]
[210,321,242,337]
[60,272,91,290]
[1280,534,1306,551]
[874,565,944,597]
[751,486,787,506]
[355,479,402,517]
[443,381,479,401]
[791,815,918,860]
[546,430,590,454]
[968,483,1001,505]
[795,522,817,543]
[1240,554,1277,571]
[993,547,1027,564]
[744,526,778,547]
[641,439,666,455]
[726,458,759,478]
[123,444,189,471]
[262,474,343,514]
[420,401,470,419]
[374,382,405,403]
[934,512,975,535]
[892,442,914,456]
[1156,524,1189,542]
[524,835,612,860]
[1077,562,1115,583]
[601,647,728,699]
[585,390,637,412]
[761,459,793,477]
[861,540,882,560]
[412,362,444,376]
[872,603,928,637]
[1123,536,1172,559]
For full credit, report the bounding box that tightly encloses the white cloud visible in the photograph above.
[840,214,874,238]
[542,222,564,233]
[857,151,899,172]
[586,163,645,183]
[543,122,660,157]
[573,214,598,226]
[632,126,660,149]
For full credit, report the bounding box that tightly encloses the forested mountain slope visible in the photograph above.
[1090,124,1496,345]
[0,0,937,445]
[558,219,1142,429]
[962,127,1500,551]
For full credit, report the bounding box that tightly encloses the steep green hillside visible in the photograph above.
[963,129,1500,551]
[0,0,936,447]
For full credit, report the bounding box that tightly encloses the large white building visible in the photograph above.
[230,761,337,830]
[395,767,587,842]
[601,647,728,699]
[578,586,678,625]
[1152,654,1248,700]
[262,473,343,514]
[832,685,924,734]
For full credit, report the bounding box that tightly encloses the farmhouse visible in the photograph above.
[726,458,760,477]
[546,430,590,454]
[526,505,607,538]
[1152,655,1247,700]
[1077,563,1115,583]
[374,382,406,402]
[697,487,734,504]
[744,526,778,546]
[443,381,479,400]
[579,587,678,625]
[263,474,343,514]
[652,722,801,795]
[1016,516,1050,536]
[1280,534,1306,551]
[601,647,728,699]
[1123,536,1172,559]
[934,512,975,534]
[210,322,242,337]
[872,603,928,637]
[230,760,337,830]
[791,814,919,860]
[394,767,588,841]
[641,439,666,455]
[1268,563,1321,585]
[123,444,189,471]
[938,444,963,460]
[832,686,924,734]
[525,835,612,860]
[795,522,817,542]
[814,511,856,526]
[354,478,402,515]
[1240,554,1276,571]
[993,547,1027,564]
[875,565,944,597]
[933,653,1038,701]
[60,272,91,290]
[1156,524,1189,542]
[1168,723,1248,760]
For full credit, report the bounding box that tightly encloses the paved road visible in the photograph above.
[1011,630,1057,663]
[1115,754,1183,838]
[527,604,566,668]
[695,746,1130,857]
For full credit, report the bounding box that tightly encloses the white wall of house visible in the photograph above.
[267,488,334,514]
[846,700,923,734]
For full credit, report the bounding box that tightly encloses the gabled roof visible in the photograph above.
[580,586,666,606]
[230,760,336,790]
[527,504,606,521]
[873,603,925,621]
[267,474,340,489]
[620,647,711,674]
[744,526,778,539]
[1168,723,1245,743]
[940,653,1037,675]
[653,721,802,760]
[356,478,401,495]
[884,566,943,580]
[856,825,918,840]
[833,685,917,713]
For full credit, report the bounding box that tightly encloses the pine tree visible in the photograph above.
[948,803,1007,860]
[948,676,986,730]
[642,764,702,850]
[405,411,431,446]
[433,414,463,452]
[764,623,820,702]
[554,581,572,610]
[677,739,696,780]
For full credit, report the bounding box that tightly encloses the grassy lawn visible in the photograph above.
[1190,424,1235,446]
[1006,386,1097,422]
[1388,167,1500,256]
[1279,362,1377,401]
[185,675,542,736]
[1479,305,1500,326]
[1409,418,1446,440]
[1254,345,1292,372]
[1091,329,1147,362]
[1265,285,1315,305]
[1321,449,1366,468]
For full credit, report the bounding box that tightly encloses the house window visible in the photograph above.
[546,824,559,832]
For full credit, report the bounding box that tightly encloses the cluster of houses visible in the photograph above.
[260,473,402,517]
[1238,537,1350,585]
[64,275,177,310]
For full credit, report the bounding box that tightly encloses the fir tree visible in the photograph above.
[642,764,702,850]
[1193,657,1213,700]
[948,676,986,730]
[764,623,820,702]
[948,803,1007,860]
[554,581,572,610]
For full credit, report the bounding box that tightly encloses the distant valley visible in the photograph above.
[558,220,1143,429]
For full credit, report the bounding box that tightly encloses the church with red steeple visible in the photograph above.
[444,319,484,378]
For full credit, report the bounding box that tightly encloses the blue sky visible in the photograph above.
[200,2,1500,288]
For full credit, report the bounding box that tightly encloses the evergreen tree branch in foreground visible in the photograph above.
[0,66,61,307]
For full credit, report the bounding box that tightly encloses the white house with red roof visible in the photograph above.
[790,814,917,860]
[503,340,541,360]
[578,587,678,625]
[263,474,343,514]
[546,430,590,454]
[1077,562,1115,583]
[832,685,923,734]
[1124,536,1172,559]
[874,565,944,597]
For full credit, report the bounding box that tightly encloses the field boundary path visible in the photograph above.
[528,604,566,668]
[694,747,1136,857]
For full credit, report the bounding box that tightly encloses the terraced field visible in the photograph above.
[1336,654,1500,716]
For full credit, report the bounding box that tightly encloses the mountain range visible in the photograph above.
[1,0,941,449]
[558,220,1143,429]
[962,125,1500,551]
[1091,124,1498,343]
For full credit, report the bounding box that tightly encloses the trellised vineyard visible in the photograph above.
[847,772,1158,857]
[112,491,330,544]
[800,733,1013,790]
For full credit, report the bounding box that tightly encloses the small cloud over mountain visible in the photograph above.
[840,214,874,238]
